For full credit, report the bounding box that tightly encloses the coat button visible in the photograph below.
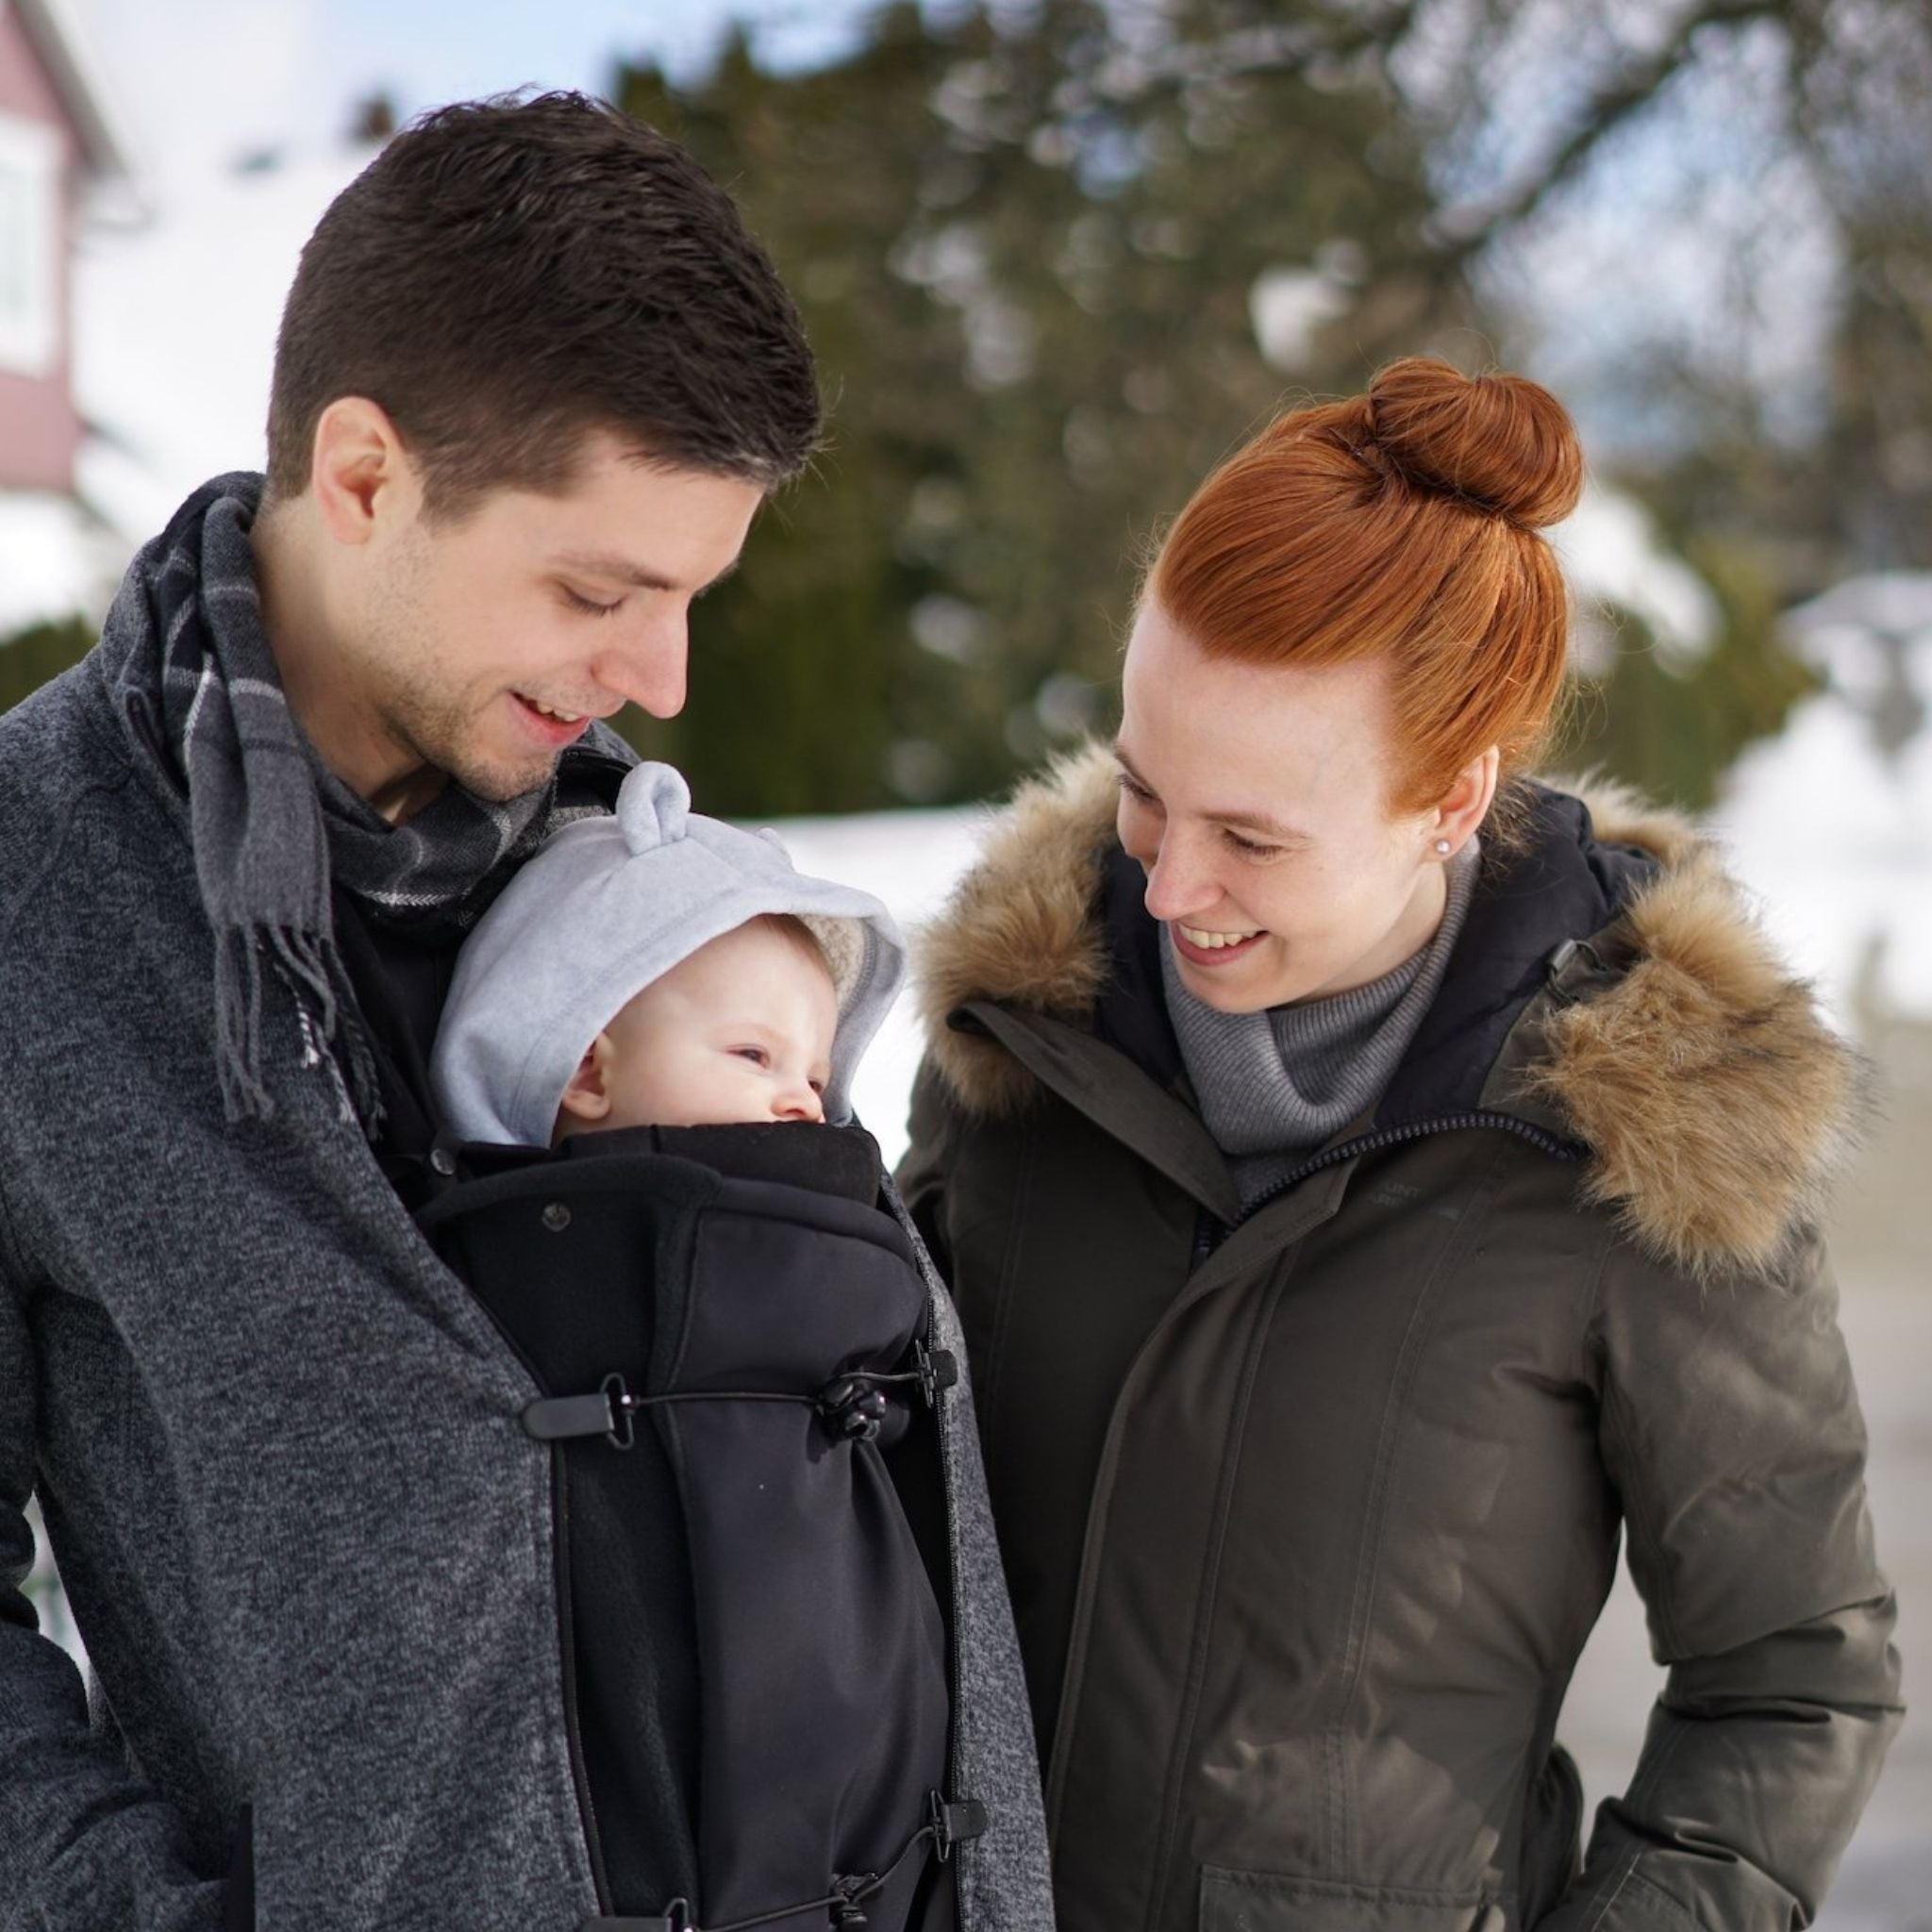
[429,1147,457,1176]
[541,1202,572,1233]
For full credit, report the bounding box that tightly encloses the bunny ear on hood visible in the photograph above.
[431,761,907,1147]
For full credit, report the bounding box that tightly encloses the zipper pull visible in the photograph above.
[1191,1208,1227,1269]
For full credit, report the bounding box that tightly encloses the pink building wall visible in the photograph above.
[0,4,82,495]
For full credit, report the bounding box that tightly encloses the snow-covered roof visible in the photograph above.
[10,0,139,181]
[73,142,373,541]
[1,138,363,629]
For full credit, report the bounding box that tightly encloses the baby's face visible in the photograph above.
[557,916,838,1140]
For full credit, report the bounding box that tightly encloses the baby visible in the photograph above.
[430,759,904,1149]
[419,764,953,1932]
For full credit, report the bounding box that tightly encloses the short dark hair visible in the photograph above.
[265,92,820,513]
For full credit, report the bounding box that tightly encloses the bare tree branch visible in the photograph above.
[1424,0,1788,261]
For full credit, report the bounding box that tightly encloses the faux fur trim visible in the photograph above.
[915,742,1120,1118]
[915,750,1868,1278]
[1528,775,1869,1279]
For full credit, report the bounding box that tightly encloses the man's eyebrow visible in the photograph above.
[549,551,743,594]
[1112,740,1312,843]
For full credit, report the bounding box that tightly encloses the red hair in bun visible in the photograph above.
[1145,357,1583,814]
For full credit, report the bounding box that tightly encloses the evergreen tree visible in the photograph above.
[16,0,1924,820]
[1554,536,1818,810]
[0,618,95,716]
[615,1,1458,813]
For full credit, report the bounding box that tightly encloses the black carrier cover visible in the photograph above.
[417,1123,953,1931]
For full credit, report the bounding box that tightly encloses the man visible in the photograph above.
[0,94,1049,1931]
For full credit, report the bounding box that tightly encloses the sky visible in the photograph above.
[66,0,880,190]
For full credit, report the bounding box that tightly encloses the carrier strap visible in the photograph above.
[578,1791,988,1932]
[524,1348,960,1451]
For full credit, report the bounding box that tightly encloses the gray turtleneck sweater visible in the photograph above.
[1163,844,1479,1208]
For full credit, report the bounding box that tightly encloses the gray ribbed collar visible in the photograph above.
[1162,842,1480,1207]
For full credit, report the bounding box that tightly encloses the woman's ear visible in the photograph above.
[554,1031,617,1142]
[1429,746,1501,858]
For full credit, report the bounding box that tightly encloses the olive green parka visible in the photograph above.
[897,746,1901,1932]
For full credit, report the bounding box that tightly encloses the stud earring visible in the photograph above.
[1434,838,1452,856]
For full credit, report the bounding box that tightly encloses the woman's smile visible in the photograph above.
[1169,922,1266,967]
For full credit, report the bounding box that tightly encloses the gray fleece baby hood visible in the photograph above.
[430,760,906,1146]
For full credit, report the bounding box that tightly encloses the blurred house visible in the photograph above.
[0,0,136,636]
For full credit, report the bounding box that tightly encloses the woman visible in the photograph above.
[897,358,1901,1932]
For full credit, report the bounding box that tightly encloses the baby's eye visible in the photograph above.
[729,1045,771,1069]
[808,1076,827,1097]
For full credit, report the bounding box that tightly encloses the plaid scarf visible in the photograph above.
[97,472,619,1132]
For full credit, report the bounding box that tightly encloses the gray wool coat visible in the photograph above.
[0,655,1052,1931]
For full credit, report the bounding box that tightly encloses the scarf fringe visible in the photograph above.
[216,926,386,1136]
[214,929,275,1123]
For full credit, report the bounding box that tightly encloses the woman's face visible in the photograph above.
[1116,603,1465,1014]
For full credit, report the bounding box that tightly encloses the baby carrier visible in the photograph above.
[417,1120,980,1932]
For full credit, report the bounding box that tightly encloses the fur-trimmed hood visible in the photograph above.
[914,742,1868,1279]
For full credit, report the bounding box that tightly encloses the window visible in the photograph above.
[0,111,59,379]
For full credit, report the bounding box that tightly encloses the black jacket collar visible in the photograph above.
[1093,783,1659,1126]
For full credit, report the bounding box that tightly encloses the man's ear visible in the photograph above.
[554,1031,617,1142]
[310,395,420,547]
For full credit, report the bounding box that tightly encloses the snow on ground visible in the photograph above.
[1710,572,1932,1025]
[775,671,1932,1167]
[765,803,990,1169]
[1713,693,1932,1020]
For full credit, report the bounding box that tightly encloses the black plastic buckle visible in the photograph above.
[914,1342,958,1407]
[829,1872,878,1927]
[1544,937,1607,1002]
[927,1790,990,1863]
[817,1375,890,1441]
[580,1902,692,1932]
[521,1373,636,1450]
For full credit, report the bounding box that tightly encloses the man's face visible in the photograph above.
[343,432,762,807]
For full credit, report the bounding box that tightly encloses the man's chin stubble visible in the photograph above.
[384,703,558,806]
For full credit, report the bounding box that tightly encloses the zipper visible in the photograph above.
[550,1454,616,1912]
[1046,1106,1587,1871]
[417,1241,616,1912]
[878,1181,973,1898]
[1192,1110,1586,1252]
[924,1292,970,1846]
